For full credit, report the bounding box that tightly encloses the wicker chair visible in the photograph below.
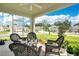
[9,43,42,56]
[27,32,37,40]
[45,36,64,56]
[27,32,38,47]
[10,33,27,43]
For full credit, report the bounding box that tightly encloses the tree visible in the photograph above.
[54,20,71,36]
[6,25,10,28]
[42,20,51,34]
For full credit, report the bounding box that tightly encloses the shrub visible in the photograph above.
[73,45,79,56]
[67,45,73,54]
[6,29,10,32]
[67,43,79,56]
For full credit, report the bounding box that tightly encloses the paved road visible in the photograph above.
[0,32,27,37]
[0,34,10,37]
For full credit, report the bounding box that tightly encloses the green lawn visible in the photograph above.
[36,33,79,45]
[0,37,10,41]
[0,33,79,43]
[0,31,9,34]
[37,33,79,41]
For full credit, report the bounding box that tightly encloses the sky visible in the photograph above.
[0,3,79,26]
[35,3,79,25]
[47,4,79,16]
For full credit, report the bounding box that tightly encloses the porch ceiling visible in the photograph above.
[0,3,75,18]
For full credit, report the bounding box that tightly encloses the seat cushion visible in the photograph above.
[47,42,58,46]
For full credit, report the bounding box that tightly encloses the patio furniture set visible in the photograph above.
[9,32,64,56]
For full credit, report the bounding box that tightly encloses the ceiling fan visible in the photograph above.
[19,3,42,11]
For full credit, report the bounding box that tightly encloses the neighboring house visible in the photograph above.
[35,24,59,33]
[13,26,23,32]
[35,26,43,32]
[49,25,58,33]
[0,26,4,31]
[0,25,10,31]
[35,23,43,32]
[11,25,30,33]
[70,25,79,33]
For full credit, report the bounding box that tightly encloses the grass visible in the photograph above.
[37,33,58,40]
[36,33,79,44]
[0,31,10,41]
[65,35,79,44]
[0,37,10,41]
[0,31,9,34]
[0,33,79,44]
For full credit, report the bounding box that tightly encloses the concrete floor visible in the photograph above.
[0,41,14,56]
[0,41,71,56]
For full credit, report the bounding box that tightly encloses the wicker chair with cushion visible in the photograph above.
[45,36,64,56]
[9,43,42,56]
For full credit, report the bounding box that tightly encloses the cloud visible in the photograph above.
[0,12,2,16]
[35,15,48,23]
[3,14,30,22]
[1,12,79,26]
[35,14,79,25]
[3,15,12,24]
[3,14,31,26]
[69,15,79,25]
[35,15,70,24]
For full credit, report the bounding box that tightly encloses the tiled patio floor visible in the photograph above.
[0,41,73,56]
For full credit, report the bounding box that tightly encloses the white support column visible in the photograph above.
[31,17,35,32]
[2,13,4,31]
[11,15,14,33]
[22,17,25,37]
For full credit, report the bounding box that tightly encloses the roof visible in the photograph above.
[0,3,75,18]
